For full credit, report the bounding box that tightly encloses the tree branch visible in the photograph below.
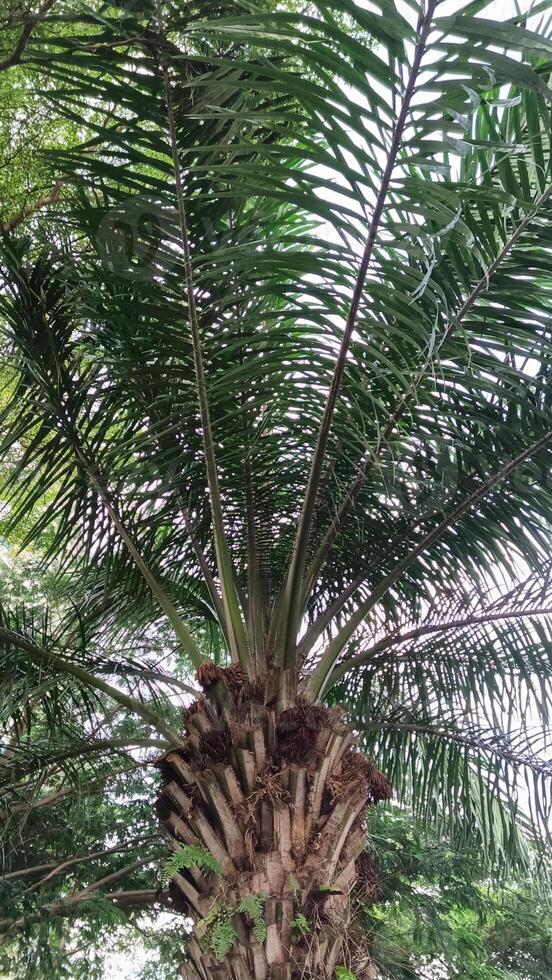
[2,181,62,232]
[0,0,57,72]
[74,454,204,669]
[0,765,140,822]
[2,781,98,822]
[299,495,461,661]
[4,835,158,888]
[298,575,364,663]
[363,720,552,778]
[0,889,171,935]
[26,736,170,768]
[71,856,156,900]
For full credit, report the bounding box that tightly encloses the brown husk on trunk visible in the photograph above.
[155,665,388,979]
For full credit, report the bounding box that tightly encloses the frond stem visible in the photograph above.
[305,429,552,699]
[328,604,552,688]
[279,0,439,669]
[0,627,185,746]
[303,180,552,600]
[156,18,250,668]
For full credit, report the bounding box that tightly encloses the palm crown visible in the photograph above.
[1,0,552,971]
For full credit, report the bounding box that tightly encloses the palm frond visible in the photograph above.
[2,0,552,882]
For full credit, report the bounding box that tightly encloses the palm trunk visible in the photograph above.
[155,665,391,979]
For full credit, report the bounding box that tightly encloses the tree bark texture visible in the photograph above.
[155,664,391,979]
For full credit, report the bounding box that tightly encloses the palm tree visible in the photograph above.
[1,1,552,977]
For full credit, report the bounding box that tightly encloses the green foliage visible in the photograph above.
[197,893,267,962]
[161,845,222,885]
[335,968,357,980]
[289,876,310,940]
[291,911,310,940]
[361,808,552,979]
[1,0,552,972]
[197,901,237,964]
[237,893,267,943]
[0,0,550,877]
[210,914,238,964]
[0,58,78,227]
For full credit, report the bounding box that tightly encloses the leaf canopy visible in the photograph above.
[1,0,552,949]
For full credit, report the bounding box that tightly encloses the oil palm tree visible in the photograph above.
[1,1,552,977]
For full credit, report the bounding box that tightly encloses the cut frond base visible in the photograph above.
[155,666,389,978]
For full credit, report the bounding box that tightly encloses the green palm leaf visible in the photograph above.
[2,2,552,960]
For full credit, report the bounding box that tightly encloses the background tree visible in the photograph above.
[3,797,551,978]
[1,1,552,977]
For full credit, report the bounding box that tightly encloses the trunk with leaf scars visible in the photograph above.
[155,664,391,979]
